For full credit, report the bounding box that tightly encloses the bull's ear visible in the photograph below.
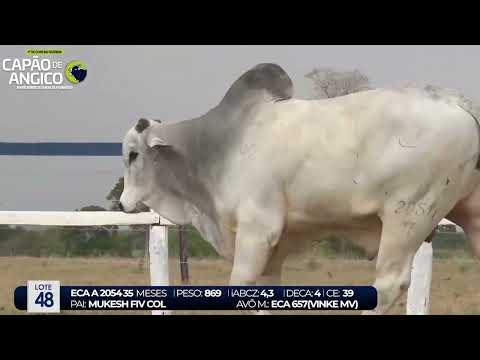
[145,126,171,148]
[136,118,171,148]
[147,135,170,148]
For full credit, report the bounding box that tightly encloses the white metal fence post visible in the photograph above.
[406,242,433,315]
[149,213,171,315]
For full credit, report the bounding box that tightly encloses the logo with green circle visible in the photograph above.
[65,61,87,84]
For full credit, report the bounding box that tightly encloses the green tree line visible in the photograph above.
[0,223,219,258]
[0,222,471,259]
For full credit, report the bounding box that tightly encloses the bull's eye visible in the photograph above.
[129,152,139,165]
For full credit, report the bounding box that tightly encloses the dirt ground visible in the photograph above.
[1,256,479,315]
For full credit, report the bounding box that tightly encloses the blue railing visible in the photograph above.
[0,142,122,156]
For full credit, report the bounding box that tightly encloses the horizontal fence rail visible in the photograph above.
[0,211,170,226]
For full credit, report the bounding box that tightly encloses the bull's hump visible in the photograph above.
[220,63,293,106]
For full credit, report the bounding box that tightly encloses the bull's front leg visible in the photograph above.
[251,242,289,315]
[229,218,284,286]
[229,195,285,315]
[230,223,283,315]
[255,243,288,286]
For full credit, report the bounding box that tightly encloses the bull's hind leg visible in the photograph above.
[363,195,451,315]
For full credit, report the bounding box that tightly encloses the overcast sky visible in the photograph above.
[1,45,480,211]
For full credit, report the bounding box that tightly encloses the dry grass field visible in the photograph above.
[1,255,479,315]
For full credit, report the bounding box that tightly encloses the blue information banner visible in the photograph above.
[14,286,377,311]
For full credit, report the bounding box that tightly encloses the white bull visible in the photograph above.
[119,64,480,314]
